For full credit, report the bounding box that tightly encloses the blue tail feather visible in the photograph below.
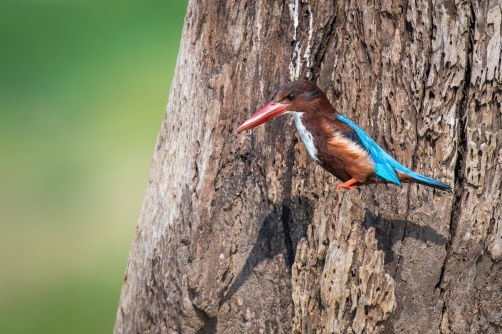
[380,149,452,190]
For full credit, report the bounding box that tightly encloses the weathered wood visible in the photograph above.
[115,0,501,333]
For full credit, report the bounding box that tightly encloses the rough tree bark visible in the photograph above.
[115,0,501,333]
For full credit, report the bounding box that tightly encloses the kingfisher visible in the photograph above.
[236,80,451,191]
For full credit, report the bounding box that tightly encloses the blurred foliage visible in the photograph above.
[0,0,188,332]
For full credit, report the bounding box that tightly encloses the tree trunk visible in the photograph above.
[114,0,501,333]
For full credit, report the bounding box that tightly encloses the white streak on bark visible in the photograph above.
[303,6,314,68]
[289,42,302,80]
[289,0,299,40]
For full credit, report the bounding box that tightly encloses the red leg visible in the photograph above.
[335,178,358,191]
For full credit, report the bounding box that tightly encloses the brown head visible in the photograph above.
[236,80,333,132]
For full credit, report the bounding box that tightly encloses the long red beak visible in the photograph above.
[236,101,287,132]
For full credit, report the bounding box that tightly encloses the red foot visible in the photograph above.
[335,178,358,191]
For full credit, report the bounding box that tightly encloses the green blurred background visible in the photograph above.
[0,0,188,332]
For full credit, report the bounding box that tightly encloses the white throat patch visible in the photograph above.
[290,112,319,162]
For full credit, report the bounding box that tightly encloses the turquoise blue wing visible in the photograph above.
[337,114,451,190]
[337,114,401,185]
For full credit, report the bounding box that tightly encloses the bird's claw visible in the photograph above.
[335,184,356,191]
[335,178,358,191]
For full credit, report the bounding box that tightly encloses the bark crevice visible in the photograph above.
[436,4,475,328]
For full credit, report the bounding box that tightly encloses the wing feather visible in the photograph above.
[336,114,401,185]
[336,114,451,190]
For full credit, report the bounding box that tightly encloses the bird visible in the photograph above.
[236,80,451,191]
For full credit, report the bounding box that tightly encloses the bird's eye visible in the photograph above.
[286,94,295,101]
